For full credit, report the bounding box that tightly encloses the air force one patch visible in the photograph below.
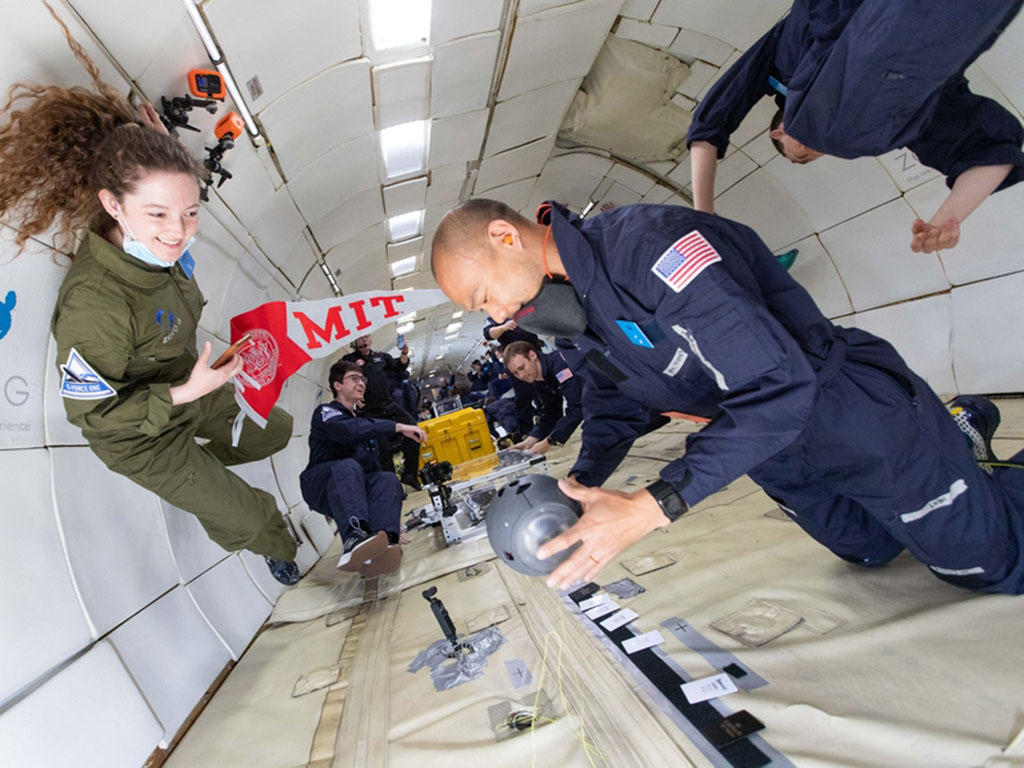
[60,347,115,400]
[652,230,721,293]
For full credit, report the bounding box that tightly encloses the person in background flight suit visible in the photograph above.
[342,334,421,490]
[431,198,1024,595]
[483,316,543,436]
[688,0,1024,253]
[300,361,423,577]
[0,6,301,585]
[502,340,583,456]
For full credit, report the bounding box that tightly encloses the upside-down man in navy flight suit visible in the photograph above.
[300,360,425,578]
[688,0,1024,253]
[431,199,1024,595]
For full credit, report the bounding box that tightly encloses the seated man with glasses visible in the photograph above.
[300,361,426,577]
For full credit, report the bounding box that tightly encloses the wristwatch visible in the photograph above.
[645,479,688,523]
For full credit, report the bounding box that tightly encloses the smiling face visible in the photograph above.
[355,335,373,355]
[99,170,200,264]
[505,349,542,383]
[334,370,367,408]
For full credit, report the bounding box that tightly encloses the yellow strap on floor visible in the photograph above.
[497,567,702,768]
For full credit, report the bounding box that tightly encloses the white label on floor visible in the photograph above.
[600,608,639,631]
[579,594,610,612]
[681,673,738,704]
[622,630,665,654]
[585,600,621,620]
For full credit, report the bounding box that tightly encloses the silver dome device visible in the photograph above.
[486,474,583,577]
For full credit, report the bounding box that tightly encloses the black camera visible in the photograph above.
[419,460,453,488]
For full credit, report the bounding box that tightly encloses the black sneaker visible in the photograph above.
[949,395,1000,472]
[265,557,300,586]
[401,473,422,491]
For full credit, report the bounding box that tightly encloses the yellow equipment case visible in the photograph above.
[417,407,496,469]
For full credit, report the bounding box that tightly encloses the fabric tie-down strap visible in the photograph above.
[567,591,795,768]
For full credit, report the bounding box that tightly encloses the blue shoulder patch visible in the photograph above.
[60,347,116,400]
[321,406,343,421]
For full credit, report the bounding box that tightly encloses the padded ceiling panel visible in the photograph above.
[431,0,503,45]
[384,177,429,217]
[761,155,900,234]
[905,178,1024,287]
[475,135,556,192]
[429,108,489,167]
[373,58,431,128]
[278,233,319,287]
[431,33,500,119]
[498,0,621,100]
[485,78,581,157]
[310,188,386,252]
[250,188,306,262]
[819,199,950,313]
[67,0,186,79]
[205,0,361,109]
[652,0,790,50]
[478,177,537,212]
[951,273,1024,394]
[667,27,736,67]
[288,135,379,222]
[259,60,374,179]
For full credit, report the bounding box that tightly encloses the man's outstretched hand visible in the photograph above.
[911,217,959,253]
[537,478,667,590]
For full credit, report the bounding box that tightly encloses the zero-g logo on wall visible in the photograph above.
[156,307,181,343]
[0,290,16,341]
[228,289,448,423]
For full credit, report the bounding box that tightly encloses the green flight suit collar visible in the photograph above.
[82,230,190,288]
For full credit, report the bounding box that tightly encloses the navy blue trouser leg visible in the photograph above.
[751,333,1024,594]
[322,459,402,540]
[364,470,403,537]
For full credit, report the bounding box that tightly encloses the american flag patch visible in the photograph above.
[651,230,721,293]
[556,367,573,383]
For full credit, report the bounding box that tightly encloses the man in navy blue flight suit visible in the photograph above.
[687,0,1024,254]
[431,198,1024,595]
[484,316,544,436]
[343,334,422,489]
[502,341,584,456]
[299,360,425,578]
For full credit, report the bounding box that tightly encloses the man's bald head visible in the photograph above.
[430,198,530,276]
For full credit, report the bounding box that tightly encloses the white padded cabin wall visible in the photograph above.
[0,2,336,763]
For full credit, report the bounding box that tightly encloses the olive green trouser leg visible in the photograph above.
[100,385,297,561]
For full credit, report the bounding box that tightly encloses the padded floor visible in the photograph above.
[166,398,1024,768]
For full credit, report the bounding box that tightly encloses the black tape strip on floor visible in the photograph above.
[569,589,772,768]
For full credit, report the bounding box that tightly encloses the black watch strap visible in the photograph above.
[646,479,688,523]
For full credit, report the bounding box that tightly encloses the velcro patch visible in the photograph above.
[321,407,343,421]
[651,230,721,293]
[555,367,573,384]
[60,347,115,400]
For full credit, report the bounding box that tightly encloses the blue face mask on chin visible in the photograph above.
[119,218,195,270]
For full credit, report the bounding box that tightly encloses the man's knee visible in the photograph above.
[331,458,365,485]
